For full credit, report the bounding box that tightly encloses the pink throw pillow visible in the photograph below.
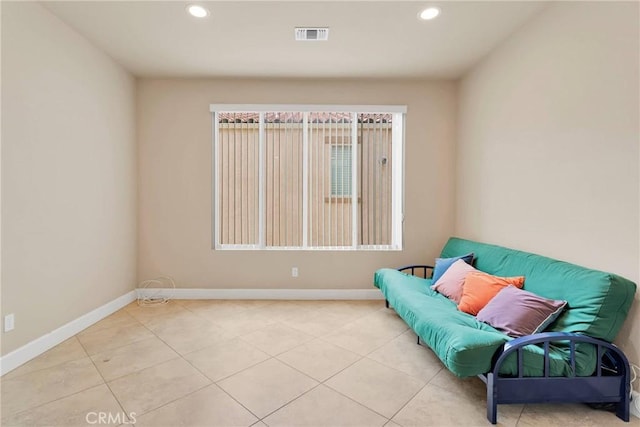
[431,259,478,303]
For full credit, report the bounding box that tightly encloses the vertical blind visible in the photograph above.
[212,105,405,250]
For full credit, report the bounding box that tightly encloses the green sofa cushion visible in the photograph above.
[373,238,636,378]
[374,268,590,377]
[375,268,507,377]
[440,238,636,343]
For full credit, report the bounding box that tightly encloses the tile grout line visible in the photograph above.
[180,348,264,422]
[131,382,213,420]
[2,338,108,420]
[83,305,211,422]
[260,341,396,423]
[514,401,527,426]
[144,301,291,422]
[97,306,216,420]
[383,373,432,424]
[324,337,445,424]
[1,383,113,423]
[75,330,133,424]
[0,336,89,382]
[77,316,156,359]
[256,381,326,423]
[212,352,323,422]
[274,311,433,423]
[198,304,389,423]
[320,380,391,421]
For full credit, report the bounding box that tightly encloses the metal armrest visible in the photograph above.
[385,265,435,310]
[397,265,434,279]
[484,331,631,424]
[493,332,629,379]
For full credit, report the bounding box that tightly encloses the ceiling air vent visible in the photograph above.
[295,27,329,41]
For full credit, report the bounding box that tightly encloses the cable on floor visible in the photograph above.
[136,276,176,307]
[630,363,640,416]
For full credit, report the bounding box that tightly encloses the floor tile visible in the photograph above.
[325,358,425,418]
[250,300,312,322]
[289,300,343,311]
[182,300,251,323]
[107,357,210,416]
[2,337,87,380]
[79,310,139,335]
[429,368,487,400]
[241,323,314,356]
[230,299,275,310]
[0,357,103,418]
[368,330,443,382]
[142,309,210,331]
[217,358,318,418]
[124,301,190,324]
[210,309,278,336]
[323,314,407,356]
[145,311,237,355]
[90,336,179,381]
[1,384,124,426]
[184,337,270,381]
[518,403,635,426]
[134,384,258,427]
[354,309,410,336]
[282,308,372,338]
[177,299,240,310]
[135,306,205,330]
[427,369,524,424]
[321,300,385,319]
[392,381,520,427]
[76,322,154,355]
[263,384,388,427]
[277,339,361,381]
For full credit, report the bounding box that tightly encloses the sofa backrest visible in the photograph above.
[440,237,636,343]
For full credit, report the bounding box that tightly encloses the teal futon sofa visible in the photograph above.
[374,237,636,424]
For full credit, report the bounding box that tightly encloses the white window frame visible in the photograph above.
[210,104,406,251]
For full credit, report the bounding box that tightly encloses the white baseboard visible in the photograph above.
[137,287,385,300]
[0,291,136,377]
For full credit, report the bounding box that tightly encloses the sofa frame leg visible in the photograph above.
[417,336,420,345]
[615,388,630,422]
[486,373,497,424]
[385,299,389,308]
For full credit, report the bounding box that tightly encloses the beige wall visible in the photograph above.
[456,2,639,377]
[1,2,137,355]
[137,79,457,289]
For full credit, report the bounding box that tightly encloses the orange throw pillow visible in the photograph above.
[458,271,525,315]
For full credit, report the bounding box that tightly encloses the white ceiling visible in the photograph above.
[43,1,548,79]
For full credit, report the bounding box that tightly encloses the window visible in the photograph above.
[330,145,352,197]
[211,104,405,250]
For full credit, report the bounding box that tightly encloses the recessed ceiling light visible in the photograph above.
[418,7,440,21]
[186,4,210,18]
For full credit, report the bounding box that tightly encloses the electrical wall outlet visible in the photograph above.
[291,267,299,277]
[631,390,640,419]
[4,314,15,332]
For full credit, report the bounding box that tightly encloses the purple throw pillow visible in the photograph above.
[476,285,567,338]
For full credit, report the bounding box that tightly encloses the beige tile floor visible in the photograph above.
[1,299,637,427]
